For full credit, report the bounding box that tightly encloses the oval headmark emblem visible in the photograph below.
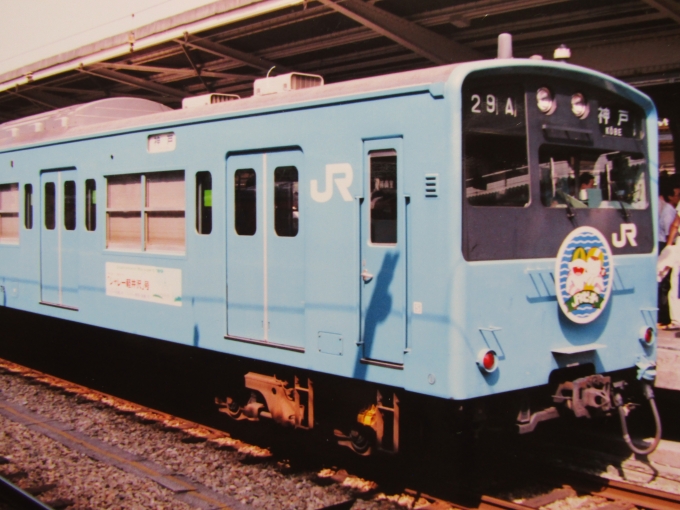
[555,226,614,324]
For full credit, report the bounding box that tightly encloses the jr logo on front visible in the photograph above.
[611,223,638,248]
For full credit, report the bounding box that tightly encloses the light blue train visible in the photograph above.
[0,41,661,455]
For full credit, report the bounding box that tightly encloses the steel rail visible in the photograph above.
[591,477,680,510]
[406,468,680,510]
[0,474,54,510]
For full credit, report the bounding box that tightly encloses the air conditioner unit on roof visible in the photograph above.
[254,72,323,96]
[182,93,240,109]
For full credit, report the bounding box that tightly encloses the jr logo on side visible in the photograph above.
[311,163,353,202]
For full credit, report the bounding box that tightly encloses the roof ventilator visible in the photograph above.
[254,72,324,97]
[182,93,240,109]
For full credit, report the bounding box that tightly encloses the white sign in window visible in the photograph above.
[147,132,176,153]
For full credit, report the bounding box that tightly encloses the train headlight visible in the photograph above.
[536,87,556,114]
[477,349,498,373]
[639,326,655,346]
[571,93,589,119]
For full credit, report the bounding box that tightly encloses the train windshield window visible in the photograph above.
[0,183,19,242]
[64,180,76,231]
[85,179,96,231]
[370,153,397,244]
[145,171,185,252]
[107,175,141,249]
[24,184,33,230]
[274,166,298,237]
[539,146,648,210]
[44,182,56,231]
[196,171,212,235]
[463,84,528,207]
[464,134,529,207]
[235,169,256,236]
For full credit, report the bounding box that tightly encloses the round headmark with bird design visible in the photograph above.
[555,226,613,324]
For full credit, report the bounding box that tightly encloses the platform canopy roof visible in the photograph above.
[1,0,679,123]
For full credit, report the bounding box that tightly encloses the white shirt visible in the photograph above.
[660,199,676,242]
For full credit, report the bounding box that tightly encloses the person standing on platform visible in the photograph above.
[659,176,680,328]
[658,178,677,327]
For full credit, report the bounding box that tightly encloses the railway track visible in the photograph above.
[402,473,680,510]
[458,479,680,510]
[1,357,679,510]
[0,357,371,509]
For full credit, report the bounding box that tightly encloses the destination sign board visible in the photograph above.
[597,105,640,138]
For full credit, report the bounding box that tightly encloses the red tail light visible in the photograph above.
[639,327,655,346]
[477,349,498,373]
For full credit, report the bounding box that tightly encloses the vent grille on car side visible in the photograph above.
[425,173,439,198]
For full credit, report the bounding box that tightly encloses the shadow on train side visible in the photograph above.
[354,251,399,380]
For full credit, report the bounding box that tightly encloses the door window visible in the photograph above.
[24,184,33,230]
[45,182,56,230]
[234,169,256,236]
[85,179,96,231]
[274,166,298,237]
[64,180,76,230]
[370,153,397,244]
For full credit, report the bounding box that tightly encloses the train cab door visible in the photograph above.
[360,140,407,365]
[226,150,305,349]
[40,169,79,310]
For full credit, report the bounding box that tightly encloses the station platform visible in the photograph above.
[656,328,680,391]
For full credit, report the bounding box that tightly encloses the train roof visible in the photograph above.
[0,63,458,151]
[0,58,650,152]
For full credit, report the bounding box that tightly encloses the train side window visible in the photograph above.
[145,170,185,252]
[106,174,141,249]
[370,153,397,244]
[196,171,212,235]
[64,180,76,230]
[0,183,19,243]
[235,169,256,236]
[85,179,96,231]
[274,166,298,237]
[24,184,33,229]
[44,182,56,231]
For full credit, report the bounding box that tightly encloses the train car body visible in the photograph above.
[0,57,660,453]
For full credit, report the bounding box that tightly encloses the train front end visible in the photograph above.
[452,61,660,453]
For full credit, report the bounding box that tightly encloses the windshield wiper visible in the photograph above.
[614,189,631,222]
[555,189,578,228]
[556,190,577,226]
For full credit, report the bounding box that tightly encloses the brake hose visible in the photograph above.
[618,383,662,456]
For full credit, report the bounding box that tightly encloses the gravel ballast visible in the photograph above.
[0,370,395,509]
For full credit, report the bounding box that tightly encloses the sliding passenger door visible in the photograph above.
[226,150,305,350]
[40,169,79,310]
[360,139,406,365]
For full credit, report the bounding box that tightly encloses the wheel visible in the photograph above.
[223,396,242,419]
[349,426,374,456]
